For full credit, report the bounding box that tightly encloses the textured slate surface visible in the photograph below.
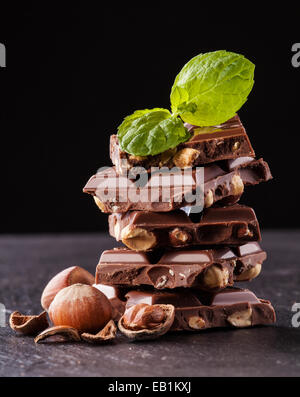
[0,231,300,377]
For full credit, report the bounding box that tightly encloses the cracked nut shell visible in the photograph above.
[34,325,81,343]
[9,311,49,336]
[81,320,117,344]
[118,303,175,340]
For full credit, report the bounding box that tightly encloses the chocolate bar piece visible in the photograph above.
[96,242,266,290]
[83,157,271,213]
[125,287,276,331]
[110,115,255,175]
[109,204,261,251]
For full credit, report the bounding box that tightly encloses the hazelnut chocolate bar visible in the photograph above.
[83,157,271,213]
[124,287,276,331]
[96,242,266,290]
[109,204,261,251]
[110,115,255,175]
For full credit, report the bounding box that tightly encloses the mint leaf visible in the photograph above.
[117,108,190,156]
[170,50,255,126]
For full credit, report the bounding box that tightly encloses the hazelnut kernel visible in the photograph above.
[188,316,206,330]
[93,196,106,212]
[231,174,244,196]
[169,228,190,246]
[204,190,214,208]
[121,226,157,251]
[232,141,240,151]
[235,263,262,281]
[173,148,200,168]
[202,265,229,289]
[227,308,252,327]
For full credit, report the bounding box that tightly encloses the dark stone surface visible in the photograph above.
[1,231,300,377]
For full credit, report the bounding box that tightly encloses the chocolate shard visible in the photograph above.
[109,204,261,251]
[110,115,255,175]
[83,157,272,213]
[124,287,276,331]
[96,242,266,290]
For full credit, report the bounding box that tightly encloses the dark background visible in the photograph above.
[1,5,299,233]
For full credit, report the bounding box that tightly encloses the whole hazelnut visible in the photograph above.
[48,283,112,333]
[41,266,94,311]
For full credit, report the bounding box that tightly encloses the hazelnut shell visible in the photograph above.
[9,311,49,336]
[118,304,175,341]
[34,325,81,343]
[48,283,112,334]
[81,320,117,344]
[41,266,95,311]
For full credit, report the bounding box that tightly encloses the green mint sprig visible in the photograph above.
[117,108,190,157]
[118,50,255,156]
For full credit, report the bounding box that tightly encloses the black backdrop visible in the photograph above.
[1,4,299,232]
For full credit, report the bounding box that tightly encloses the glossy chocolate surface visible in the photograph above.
[83,158,272,213]
[110,115,255,174]
[124,287,276,331]
[109,204,261,249]
[96,242,266,289]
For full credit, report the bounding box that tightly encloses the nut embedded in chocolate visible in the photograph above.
[234,263,262,281]
[96,243,267,290]
[109,116,256,175]
[204,189,214,208]
[159,147,177,167]
[124,287,276,332]
[173,148,200,168]
[232,141,241,151]
[110,204,261,249]
[202,265,230,290]
[227,308,252,327]
[84,157,271,213]
[121,226,157,251]
[93,196,106,212]
[9,311,49,336]
[118,303,175,340]
[231,174,244,196]
[238,226,254,239]
[169,228,191,246]
[188,316,206,330]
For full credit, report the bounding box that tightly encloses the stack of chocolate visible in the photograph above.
[83,115,276,333]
